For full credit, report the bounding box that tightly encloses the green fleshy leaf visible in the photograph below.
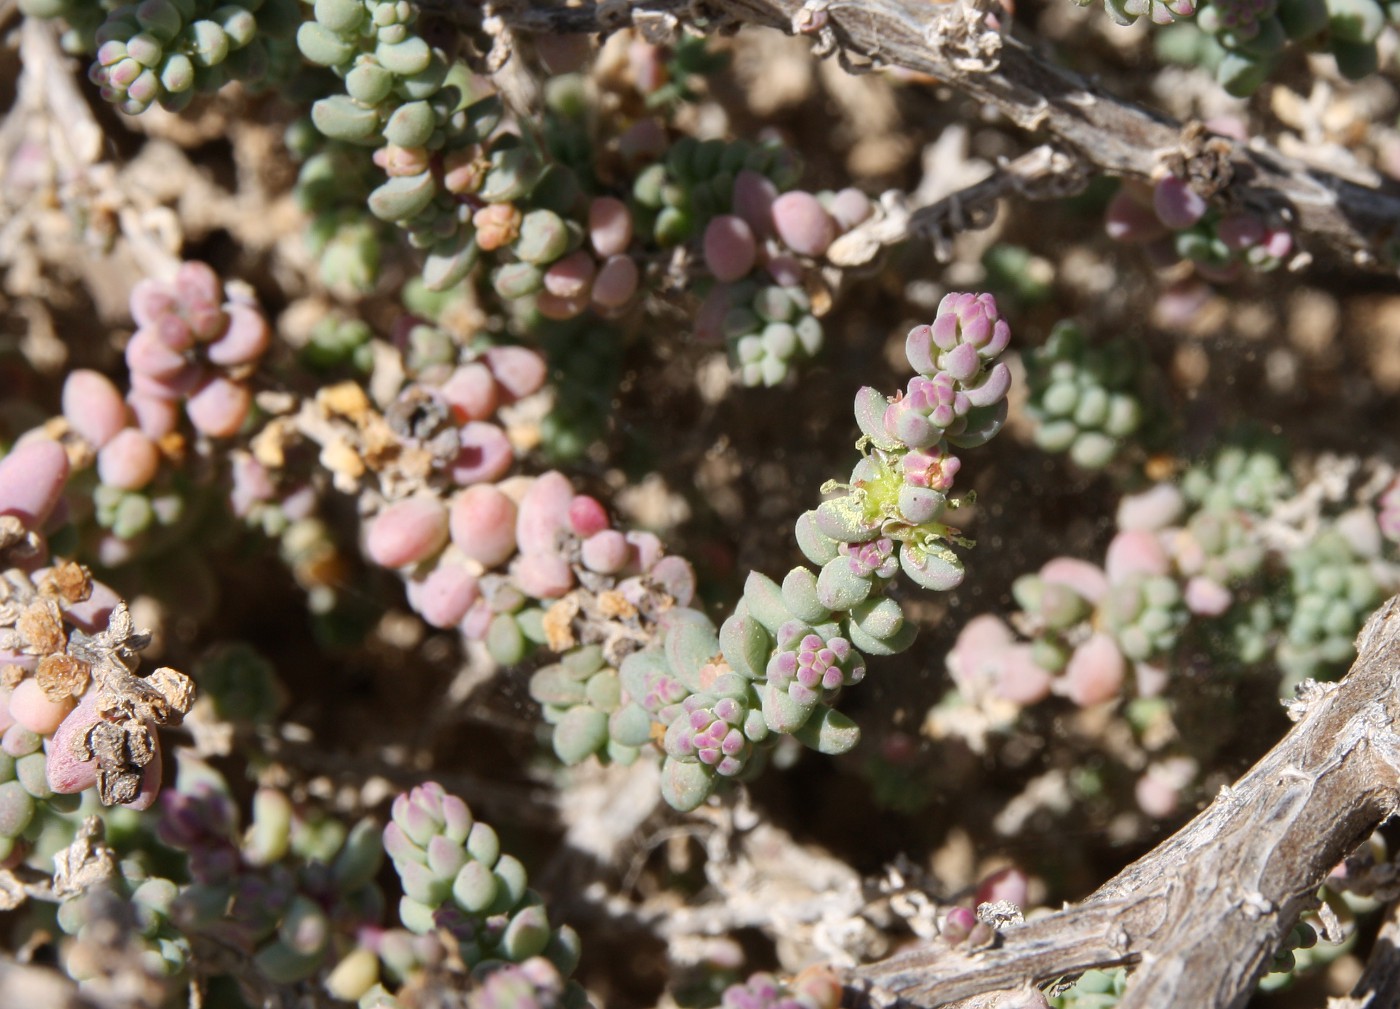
[1327,0,1385,41]
[781,566,830,624]
[492,854,528,911]
[816,555,873,612]
[494,261,544,299]
[253,939,324,984]
[719,601,770,679]
[619,649,670,699]
[545,925,582,977]
[529,665,587,706]
[423,235,479,291]
[375,35,431,75]
[900,541,965,592]
[794,510,840,566]
[663,609,721,693]
[479,147,538,203]
[313,0,364,33]
[466,822,500,868]
[791,706,860,754]
[814,495,878,543]
[608,704,653,748]
[743,571,793,636]
[464,95,504,143]
[742,706,769,743]
[661,757,714,811]
[297,20,354,66]
[310,94,379,141]
[1330,36,1379,77]
[1277,0,1328,36]
[608,741,640,765]
[382,99,436,148]
[367,172,436,222]
[761,683,816,734]
[584,669,621,711]
[854,386,899,450]
[847,615,916,657]
[848,595,905,641]
[452,859,498,913]
[399,896,436,934]
[553,706,608,765]
[332,818,384,890]
[514,209,570,265]
[486,614,528,666]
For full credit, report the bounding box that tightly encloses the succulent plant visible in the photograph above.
[1024,321,1155,470]
[86,0,302,114]
[380,783,582,990]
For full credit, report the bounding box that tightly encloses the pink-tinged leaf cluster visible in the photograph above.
[123,261,270,440]
[1106,178,1293,284]
[369,459,695,650]
[531,197,641,319]
[663,694,753,777]
[885,293,1013,449]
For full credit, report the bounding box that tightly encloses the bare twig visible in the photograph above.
[827,145,1088,269]
[485,0,1400,274]
[846,595,1400,1009]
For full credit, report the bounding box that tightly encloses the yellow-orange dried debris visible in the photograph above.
[251,417,293,469]
[37,652,91,701]
[320,438,366,481]
[17,598,64,655]
[358,414,410,472]
[0,666,23,690]
[41,561,91,604]
[597,590,638,621]
[543,596,580,652]
[320,382,372,421]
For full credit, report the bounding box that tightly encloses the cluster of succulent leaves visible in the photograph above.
[23,0,302,111]
[56,857,193,988]
[641,33,731,108]
[155,767,385,988]
[372,782,585,1008]
[632,135,800,248]
[1023,320,1158,470]
[1152,0,1399,94]
[1175,444,1381,687]
[958,438,1399,723]
[527,293,1014,812]
[1105,177,1294,284]
[287,120,392,295]
[1075,0,1399,96]
[296,0,508,293]
[720,281,825,388]
[1275,525,1383,690]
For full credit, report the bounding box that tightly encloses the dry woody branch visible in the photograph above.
[486,0,1400,273]
[847,594,1400,1009]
